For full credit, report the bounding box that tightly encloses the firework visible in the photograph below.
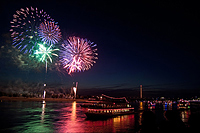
[34,43,59,72]
[60,36,98,74]
[38,21,62,45]
[10,7,55,54]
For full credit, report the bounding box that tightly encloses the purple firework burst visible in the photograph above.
[38,21,62,45]
[59,36,98,74]
[10,6,55,54]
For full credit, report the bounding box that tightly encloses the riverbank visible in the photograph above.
[0,96,87,102]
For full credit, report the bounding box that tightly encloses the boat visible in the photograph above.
[85,94,134,118]
[80,98,101,108]
[178,99,190,109]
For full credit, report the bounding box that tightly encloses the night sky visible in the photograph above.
[0,0,200,98]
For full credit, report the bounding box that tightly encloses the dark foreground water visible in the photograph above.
[0,101,191,133]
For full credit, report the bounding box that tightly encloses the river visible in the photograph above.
[0,101,191,132]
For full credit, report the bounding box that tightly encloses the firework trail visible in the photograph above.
[60,36,98,74]
[10,7,55,55]
[38,21,62,45]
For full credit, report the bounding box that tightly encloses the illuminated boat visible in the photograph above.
[80,98,101,108]
[85,94,134,118]
[178,99,190,109]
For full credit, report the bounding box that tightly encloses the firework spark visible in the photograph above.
[60,36,98,74]
[10,7,55,54]
[34,43,59,72]
[38,21,61,45]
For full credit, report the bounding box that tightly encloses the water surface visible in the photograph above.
[0,101,190,132]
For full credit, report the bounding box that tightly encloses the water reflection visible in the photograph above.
[113,115,135,132]
[71,101,76,121]
[54,102,135,132]
[0,101,194,133]
[85,114,135,132]
[181,110,191,123]
[55,101,86,132]
[41,100,46,122]
[138,112,143,125]
[0,101,53,132]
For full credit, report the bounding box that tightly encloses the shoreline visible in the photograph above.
[0,96,88,102]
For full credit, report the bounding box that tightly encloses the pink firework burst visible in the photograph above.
[38,21,62,45]
[60,36,98,74]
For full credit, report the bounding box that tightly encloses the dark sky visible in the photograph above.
[0,0,200,97]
